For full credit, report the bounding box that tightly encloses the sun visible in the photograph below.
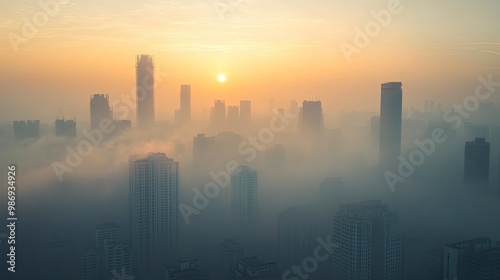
[218,74,226,83]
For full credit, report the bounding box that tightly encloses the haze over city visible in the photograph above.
[1,1,500,280]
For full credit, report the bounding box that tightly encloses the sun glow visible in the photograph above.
[218,74,226,83]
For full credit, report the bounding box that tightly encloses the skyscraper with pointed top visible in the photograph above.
[136,55,155,128]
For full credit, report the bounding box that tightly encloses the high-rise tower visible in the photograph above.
[136,55,155,128]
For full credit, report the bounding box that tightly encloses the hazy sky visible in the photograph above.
[1,0,500,123]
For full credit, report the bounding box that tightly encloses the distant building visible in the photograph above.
[332,200,401,280]
[218,239,244,280]
[464,137,490,193]
[112,119,131,136]
[379,82,403,171]
[443,237,500,280]
[192,133,216,173]
[299,100,323,138]
[175,85,191,125]
[318,177,343,208]
[13,120,40,140]
[136,55,155,128]
[130,153,179,278]
[231,166,258,237]
[231,256,279,280]
[55,118,76,138]
[227,105,240,129]
[277,207,318,269]
[163,259,210,280]
[90,94,112,131]
[209,100,226,130]
[240,100,251,125]
[81,250,98,280]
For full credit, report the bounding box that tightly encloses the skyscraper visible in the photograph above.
[277,207,317,269]
[90,94,112,131]
[464,137,490,192]
[218,239,244,280]
[13,120,40,140]
[192,133,216,173]
[55,118,76,138]
[240,100,251,125]
[81,250,98,280]
[177,84,191,124]
[227,105,240,129]
[443,237,500,280]
[209,100,226,130]
[129,153,179,278]
[332,200,401,280]
[379,82,403,171]
[299,100,323,138]
[231,166,258,237]
[136,55,155,128]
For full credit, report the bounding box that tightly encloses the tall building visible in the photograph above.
[102,241,132,280]
[82,223,131,280]
[299,100,323,138]
[379,82,403,171]
[81,250,98,280]
[55,118,76,138]
[240,100,251,125]
[13,120,40,140]
[227,106,240,129]
[175,85,191,125]
[130,153,179,278]
[332,200,401,280]
[277,207,318,269]
[112,120,132,136]
[192,133,216,173]
[218,239,244,280]
[443,237,500,280]
[231,166,258,237]
[209,100,226,130]
[163,259,210,280]
[464,137,490,192]
[231,256,279,280]
[136,55,155,128]
[90,94,112,131]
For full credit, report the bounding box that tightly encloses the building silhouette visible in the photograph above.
[209,100,226,131]
[231,256,279,280]
[240,100,251,125]
[277,207,318,270]
[443,237,500,280]
[464,137,490,193]
[332,200,401,280]
[55,118,76,138]
[192,133,216,173]
[231,166,258,238]
[136,55,155,128]
[218,239,244,280]
[90,94,112,131]
[13,120,40,140]
[227,105,240,130]
[130,153,179,278]
[299,100,323,138]
[81,223,132,280]
[175,85,191,125]
[379,82,403,171]
[163,259,210,280]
